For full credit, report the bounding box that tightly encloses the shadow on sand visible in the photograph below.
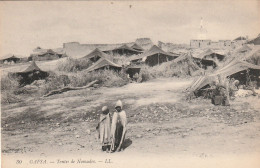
[121,138,132,150]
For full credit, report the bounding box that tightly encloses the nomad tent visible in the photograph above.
[130,43,144,52]
[11,61,49,86]
[173,52,201,70]
[192,49,219,69]
[188,60,260,94]
[125,65,142,78]
[29,48,66,61]
[130,45,178,66]
[80,48,111,62]
[200,49,226,62]
[233,36,247,41]
[192,58,217,70]
[0,55,21,64]
[85,57,122,72]
[104,44,142,56]
[195,49,225,62]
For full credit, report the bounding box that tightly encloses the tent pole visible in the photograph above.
[158,53,159,65]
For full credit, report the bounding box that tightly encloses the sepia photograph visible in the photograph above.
[0,0,260,167]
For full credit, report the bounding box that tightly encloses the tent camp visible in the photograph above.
[80,48,111,62]
[130,43,144,51]
[103,44,142,56]
[188,60,260,95]
[85,57,122,72]
[0,55,21,64]
[10,61,49,86]
[130,45,178,66]
[29,48,66,61]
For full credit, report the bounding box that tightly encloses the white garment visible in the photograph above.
[111,110,127,139]
[99,113,111,145]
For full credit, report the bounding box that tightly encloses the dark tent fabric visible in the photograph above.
[233,36,246,41]
[197,49,225,62]
[104,44,142,56]
[23,61,42,72]
[130,45,178,66]
[247,35,260,45]
[229,69,259,86]
[86,57,122,72]
[192,49,220,69]
[200,59,217,69]
[0,55,21,63]
[116,44,142,53]
[130,43,144,51]
[203,53,225,62]
[12,61,49,86]
[125,66,141,78]
[80,48,110,62]
[214,60,260,77]
[188,60,260,92]
[193,57,217,69]
[29,49,65,61]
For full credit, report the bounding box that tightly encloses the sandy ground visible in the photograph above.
[1,78,260,168]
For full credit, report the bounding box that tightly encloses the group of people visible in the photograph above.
[210,77,240,106]
[96,100,127,152]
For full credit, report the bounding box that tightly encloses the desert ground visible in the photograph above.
[1,75,260,167]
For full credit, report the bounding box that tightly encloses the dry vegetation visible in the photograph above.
[112,54,132,66]
[67,69,129,88]
[56,57,92,72]
[1,69,130,104]
[1,58,200,105]
[137,60,200,82]
[1,75,22,104]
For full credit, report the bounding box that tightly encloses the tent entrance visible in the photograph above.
[228,69,260,88]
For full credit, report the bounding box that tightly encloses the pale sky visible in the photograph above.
[0,1,259,56]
